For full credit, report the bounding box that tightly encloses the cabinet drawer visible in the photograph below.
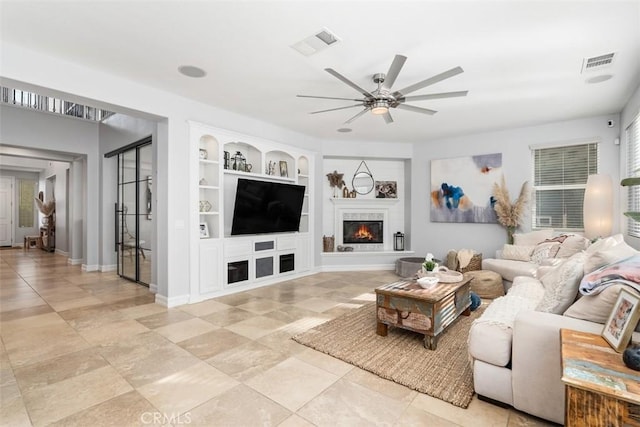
[224,240,252,257]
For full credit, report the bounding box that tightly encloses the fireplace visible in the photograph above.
[343,221,383,244]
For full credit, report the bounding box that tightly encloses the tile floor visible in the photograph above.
[0,249,557,426]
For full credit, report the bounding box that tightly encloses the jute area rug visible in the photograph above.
[292,302,484,408]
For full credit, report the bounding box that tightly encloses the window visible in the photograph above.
[626,114,640,237]
[531,143,598,230]
[18,180,36,228]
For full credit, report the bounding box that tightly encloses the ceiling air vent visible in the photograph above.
[291,27,341,56]
[581,52,616,73]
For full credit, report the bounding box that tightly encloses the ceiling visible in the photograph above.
[2,1,640,143]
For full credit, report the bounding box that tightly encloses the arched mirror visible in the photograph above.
[352,161,374,195]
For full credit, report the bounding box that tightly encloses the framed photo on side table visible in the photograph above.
[199,222,210,239]
[602,288,640,352]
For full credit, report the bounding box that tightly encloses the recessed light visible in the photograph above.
[178,65,207,78]
[337,128,352,133]
[586,74,613,84]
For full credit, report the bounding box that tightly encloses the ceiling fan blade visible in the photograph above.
[344,108,370,124]
[309,104,363,115]
[381,54,407,91]
[394,66,464,97]
[396,104,437,115]
[325,68,374,97]
[383,111,394,124]
[297,95,363,101]
[400,90,468,102]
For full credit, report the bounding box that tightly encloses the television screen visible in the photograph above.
[231,178,305,235]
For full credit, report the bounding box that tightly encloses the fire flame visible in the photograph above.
[353,224,375,240]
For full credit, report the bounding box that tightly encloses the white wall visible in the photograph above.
[411,114,623,262]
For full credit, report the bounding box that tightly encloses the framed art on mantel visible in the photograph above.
[430,153,502,223]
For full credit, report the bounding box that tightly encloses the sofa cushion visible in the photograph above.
[513,229,554,246]
[583,236,638,274]
[536,252,587,314]
[469,291,542,366]
[555,234,590,258]
[564,284,640,333]
[502,244,534,261]
[482,258,539,282]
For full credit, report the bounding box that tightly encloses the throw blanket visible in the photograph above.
[457,248,476,269]
[579,254,640,296]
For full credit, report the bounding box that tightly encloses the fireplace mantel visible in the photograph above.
[330,198,400,206]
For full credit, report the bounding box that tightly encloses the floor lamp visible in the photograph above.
[583,174,613,240]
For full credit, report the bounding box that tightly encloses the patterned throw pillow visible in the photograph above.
[530,242,561,264]
[536,252,587,314]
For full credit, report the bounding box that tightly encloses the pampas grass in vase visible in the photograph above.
[492,176,530,244]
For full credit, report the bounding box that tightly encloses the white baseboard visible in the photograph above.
[100,264,117,272]
[155,293,190,308]
[149,283,158,294]
[82,264,99,272]
[55,249,69,257]
[67,258,83,265]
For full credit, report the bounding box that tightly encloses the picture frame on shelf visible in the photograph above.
[199,222,210,238]
[279,160,288,177]
[199,148,208,160]
[602,288,640,352]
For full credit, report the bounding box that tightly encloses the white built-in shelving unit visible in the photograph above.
[189,121,314,303]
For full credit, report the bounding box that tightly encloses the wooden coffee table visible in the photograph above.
[375,278,472,350]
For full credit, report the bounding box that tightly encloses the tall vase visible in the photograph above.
[507,226,515,244]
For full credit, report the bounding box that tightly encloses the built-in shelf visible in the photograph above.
[199,185,219,190]
[223,169,295,183]
[199,212,219,216]
[199,159,219,165]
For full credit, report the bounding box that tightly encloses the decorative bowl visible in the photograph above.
[417,276,439,289]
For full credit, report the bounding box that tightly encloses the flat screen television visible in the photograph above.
[231,178,305,235]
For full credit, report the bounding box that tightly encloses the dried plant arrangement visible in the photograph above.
[326,170,346,197]
[34,198,56,216]
[492,176,530,243]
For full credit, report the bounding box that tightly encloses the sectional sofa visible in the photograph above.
[469,232,640,424]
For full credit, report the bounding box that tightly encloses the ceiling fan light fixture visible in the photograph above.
[371,100,389,115]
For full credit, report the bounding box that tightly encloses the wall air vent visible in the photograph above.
[581,52,616,73]
[291,27,341,56]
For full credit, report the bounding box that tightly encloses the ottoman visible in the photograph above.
[464,270,504,299]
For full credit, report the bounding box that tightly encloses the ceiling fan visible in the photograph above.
[297,54,468,124]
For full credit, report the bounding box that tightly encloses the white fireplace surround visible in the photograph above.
[331,199,399,252]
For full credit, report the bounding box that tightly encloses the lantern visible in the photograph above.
[394,232,405,251]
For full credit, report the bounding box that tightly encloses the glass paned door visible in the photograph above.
[115,140,152,286]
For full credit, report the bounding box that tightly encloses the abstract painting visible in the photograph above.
[430,153,502,223]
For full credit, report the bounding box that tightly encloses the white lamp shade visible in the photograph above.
[583,174,613,239]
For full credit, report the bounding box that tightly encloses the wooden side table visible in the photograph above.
[560,329,640,427]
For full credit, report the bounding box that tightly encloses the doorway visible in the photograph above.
[106,137,152,285]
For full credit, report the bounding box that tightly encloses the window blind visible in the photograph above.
[626,114,640,237]
[531,143,598,230]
